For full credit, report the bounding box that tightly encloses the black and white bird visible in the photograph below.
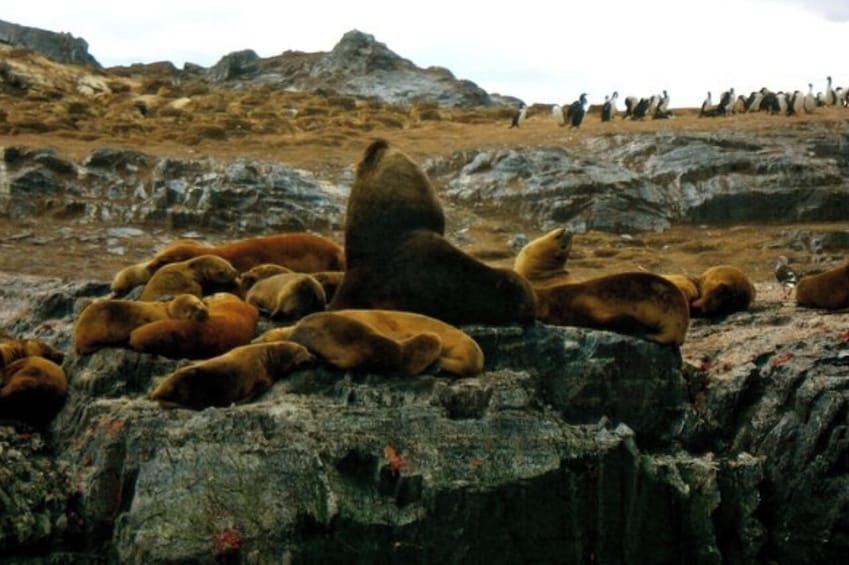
[510,102,527,128]
[774,256,798,299]
[568,93,588,128]
[601,91,618,122]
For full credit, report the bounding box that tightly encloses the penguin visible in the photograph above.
[803,83,816,113]
[601,91,618,122]
[733,95,747,114]
[510,102,527,128]
[568,93,588,128]
[760,89,779,114]
[825,76,837,106]
[835,87,847,107]
[700,91,713,117]
[552,104,565,126]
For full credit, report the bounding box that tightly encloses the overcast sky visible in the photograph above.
[3,1,847,108]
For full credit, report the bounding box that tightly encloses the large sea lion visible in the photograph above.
[256,309,485,377]
[534,272,690,346]
[329,139,536,325]
[795,260,849,309]
[150,341,315,410]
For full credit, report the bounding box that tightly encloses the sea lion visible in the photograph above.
[111,261,154,296]
[329,139,536,326]
[147,232,345,274]
[245,273,326,320]
[691,265,756,317]
[514,227,575,286]
[129,292,259,359]
[73,294,209,354]
[150,341,315,410]
[795,260,849,309]
[140,254,240,301]
[256,309,485,377]
[0,355,68,428]
[238,263,294,296]
[534,272,690,346]
[311,271,346,303]
[0,337,65,368]
[662,274,701,303]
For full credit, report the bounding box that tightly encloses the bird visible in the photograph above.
[510,102,527,128]
[552,104,565,126]
[601,91,618,122]
[700,91,713,117]
[568,93,588,128]
[803,83,816,113]
[825,76,837,106]
[774,256,798,299]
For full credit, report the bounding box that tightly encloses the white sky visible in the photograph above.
[3,0,848,108]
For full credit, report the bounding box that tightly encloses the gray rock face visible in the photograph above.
[0,146,346,234]
[0,19,100,67]
[441,131,849,234]
[209,30,493,107]
[0,273,846,563]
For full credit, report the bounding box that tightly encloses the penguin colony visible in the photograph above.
[520,76,848,127]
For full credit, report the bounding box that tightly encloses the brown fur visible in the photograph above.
[662,274,701,303]
[140,254,239,301]
[514,227,576,286]
[795,261,849,309]
[0,338,65,369]
[691,265,756,317]
[147,233,345,274]
[0,356,68,428]
[330,139,536,325]
[129,292,259,359]
[111,261,154,296]
[245,273,327,319]
[150,341,314,410]
[534,272,690,346]
[257,309,484,377]
[238,263,293,296]
[311,271,345,302]
[73,294,208,354]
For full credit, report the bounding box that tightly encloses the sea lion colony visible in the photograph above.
[2,139,843,424]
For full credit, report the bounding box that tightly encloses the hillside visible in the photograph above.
[1,33,849,286]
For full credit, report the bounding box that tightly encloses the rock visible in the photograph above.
[206,49,260,82]
[440,131,849,234]
[0,274,846,561]
[0,19,100,67]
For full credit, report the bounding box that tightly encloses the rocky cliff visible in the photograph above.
[0,19,100,68]
[0,272,846,563]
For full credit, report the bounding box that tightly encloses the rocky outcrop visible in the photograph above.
[208,30,493,107]
[0,19,100,67]
[0,273,846,563]
[5,127,849,237]
[440,130,849,233]
[0,146,346,234]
